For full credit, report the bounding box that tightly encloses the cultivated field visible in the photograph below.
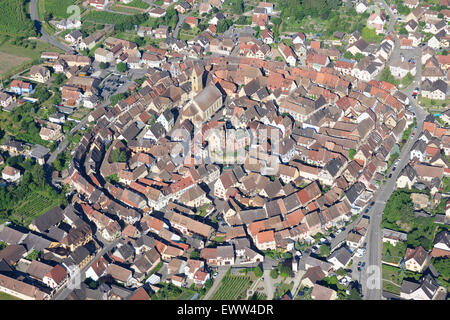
[0,52,29,75]
[211,275,251,300]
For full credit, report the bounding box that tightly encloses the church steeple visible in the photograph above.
[191,65,203,93]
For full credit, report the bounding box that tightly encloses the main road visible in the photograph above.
[360,0,426,300]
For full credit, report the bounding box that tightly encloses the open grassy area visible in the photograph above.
[382,242,407,265]
[211,275,251,300]
[0,292,21,300]
[0,38,63,79]
[44,0,76,19]
[83,10,136,25]
[110,4,143,15]
[382,265,402,295]
[418,96,450,112]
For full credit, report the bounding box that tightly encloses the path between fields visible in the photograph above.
[203,268,227,300]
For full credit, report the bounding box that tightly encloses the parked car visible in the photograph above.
[336,229,342,235]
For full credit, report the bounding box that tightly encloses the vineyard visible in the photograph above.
[9,192,62,226]
[0,0,36,36]
[211,275,251,300]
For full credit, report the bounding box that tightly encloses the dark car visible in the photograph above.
[388,174,392,178]
[361,262,366,268]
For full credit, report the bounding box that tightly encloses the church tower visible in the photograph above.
[191,65,203,93]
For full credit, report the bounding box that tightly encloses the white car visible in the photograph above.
[336,229,342,235]
[213,272,218,278]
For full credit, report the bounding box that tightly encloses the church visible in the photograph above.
[182,66,223,123]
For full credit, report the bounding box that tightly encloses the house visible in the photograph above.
[367,12,386,35]
[174,1,191,14]
[200,245,235,266]
[400,274,442,300]
[405,246,428,273]
[56,19,81,30]
[300,266,326,288]
[30,66,50,83]
[0,274,48,300]
[85,256,109,281]
[10,80,33,95]
[65,30,83,45]
[389,59,416,79]
[94,48,114,64]
[107,263,133,286]
[327,246,353,270]
[43,264,68,289]
[421,79,448,100]
[0,92,13,108]
[311,283,338,300]
[278,43,297,67]
[185,16,199,29]
[356,1,368,13]
[2,166,21,182]
[148,7,166,18]
[89,0,108,10]
[255,230,276,251]
[258,1,273,14]
[292,32,306,45]
[431,230,450,258]
[382,229,407,246]
[404,0,418,8]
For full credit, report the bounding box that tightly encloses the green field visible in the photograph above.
[382,242,407,266]
[122,0,149,9]
[0,292,21,300]
[211,275,251,300]
[0,0,37,37]
[382,265,402,295]
[0,38,63,79]
[2,190,65,227]
[83,10,136,24]
[44,0,76,19]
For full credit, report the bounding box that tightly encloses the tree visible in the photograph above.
[190,250,200,259]
[99,62,108,69]
[399,27,408,35]
[181,22,190,30]
[116,62,127,73]
[278,264,291,278]
[348,149,356,160]
[110,148,127,163]
[343,51,354,60]
[319,244,331,257]
[337,268,346,277]
[231,0,244,14]
[354,53,364,62]
[379,67,397,85]
[270,268,278,279]
[253,265,263,278]
[110,93,127,106]
[432,257,450,279]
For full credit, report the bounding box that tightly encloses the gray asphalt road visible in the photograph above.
[29,0,72,53]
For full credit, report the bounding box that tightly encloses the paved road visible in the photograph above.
[52,237,119,300]
[29,0,73,53]
[202,266,228,300]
